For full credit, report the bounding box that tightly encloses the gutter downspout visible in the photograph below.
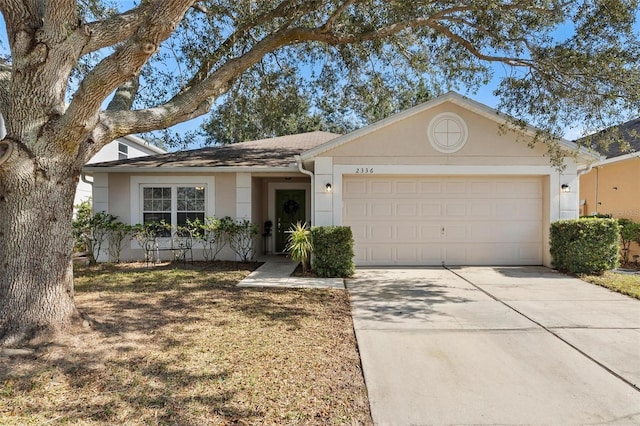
[295,155,315,225]
[81,173,94,185]
[576,162,596,215]
[577,163,594,177]
[80,173,94,209]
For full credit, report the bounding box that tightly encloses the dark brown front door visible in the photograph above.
[275,189,306,252]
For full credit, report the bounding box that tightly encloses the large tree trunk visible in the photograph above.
[0,140,80,346]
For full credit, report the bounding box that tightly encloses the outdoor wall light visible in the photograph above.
[325,183,332,193]
[561,184,571,193]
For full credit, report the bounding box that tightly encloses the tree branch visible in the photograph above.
[80,4,154,55]
[100,25,306,138]
[0,62,10,120]
[184,0,322,88]
[106,76,140,111]
[57,1,195,151]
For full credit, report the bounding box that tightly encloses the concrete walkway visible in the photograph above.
[348,266,640,425]
[237,255,344,289]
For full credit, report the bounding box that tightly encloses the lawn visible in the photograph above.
[0,262,372,425]
[581,271,640,300]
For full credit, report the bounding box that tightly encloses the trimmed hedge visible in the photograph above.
[311,226,355,278]
[550,218,620,275]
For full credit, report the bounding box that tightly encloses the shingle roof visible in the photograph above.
[578,117,640,159]
[87,131,341,169]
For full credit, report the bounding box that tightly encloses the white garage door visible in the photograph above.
[343,176,543,266]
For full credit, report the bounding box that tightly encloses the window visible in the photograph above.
[143,187,171,224]
[118,142,129,160]
[177,186,205,225]
[131,176,215,236]
[141,185,206,229]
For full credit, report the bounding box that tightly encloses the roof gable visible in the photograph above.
[300,92,597,163]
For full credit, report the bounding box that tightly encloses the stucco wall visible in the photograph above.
[580,157,640,259]
[325,103,552,165]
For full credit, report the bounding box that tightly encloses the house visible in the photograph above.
[76,135,166,206]
[84,92,597,266]
[579,117,640,259]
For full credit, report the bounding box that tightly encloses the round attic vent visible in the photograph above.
[428,113,468,153]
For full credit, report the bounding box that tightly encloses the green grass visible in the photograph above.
[1,262,371,425]
[581,271,640,300]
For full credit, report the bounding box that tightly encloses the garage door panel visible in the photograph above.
[469,224,493,241]
[420,225,442,241]
[469,202,492,217]
[371,225,393,241]
[344,200,368,218]
[519,200,543,220]
[396,246,419,263]
[444,225,468,241]
[421,203,443,216]
[371,181,393,194]
[350,223,369,240]
[517,181,543,195]
[420,182,443,194]
[370,245,393,262]
[495,223,542,243]
[353,245,368,263]
[396,203,418,216]
[397,224,419,241]
[446,203,467,216]
[396,181,418,194]
[343,176,543,266]
[519,246,543,262]
[442,246,467,265]
[344,180,367,196]
[470,181,492,194]
[494,201,519,219]
[445,181,467,193]
[420,246,442,264]
[371,202,393,217]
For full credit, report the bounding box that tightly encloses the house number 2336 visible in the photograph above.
[355,168,374,174]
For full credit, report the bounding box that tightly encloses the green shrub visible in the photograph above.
[188,216,228,261]
[223,217,259,262]
[106,221,133,263]
[286,222,313,273]
[311,226,355,278]
[550,218,620,275]
[73,202,129,264]
[618,218,640,264]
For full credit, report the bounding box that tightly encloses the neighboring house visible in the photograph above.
[84,92,597,266]
[76,135,166,206]
[579,117,640,259]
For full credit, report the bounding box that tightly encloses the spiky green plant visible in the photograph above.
[286,222,313,273]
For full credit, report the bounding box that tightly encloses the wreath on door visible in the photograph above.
[283,199,300,216]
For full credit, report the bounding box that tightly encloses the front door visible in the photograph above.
[275,189,306,252]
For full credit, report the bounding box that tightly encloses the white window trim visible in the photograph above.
[427,112,468,154]
[130,175,215,227]
[118,142,129,159]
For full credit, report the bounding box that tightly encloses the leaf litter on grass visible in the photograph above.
[1,262,372,425]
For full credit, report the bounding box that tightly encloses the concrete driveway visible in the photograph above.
[347,267,640,425]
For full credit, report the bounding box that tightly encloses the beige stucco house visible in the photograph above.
[84,92,596,266]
